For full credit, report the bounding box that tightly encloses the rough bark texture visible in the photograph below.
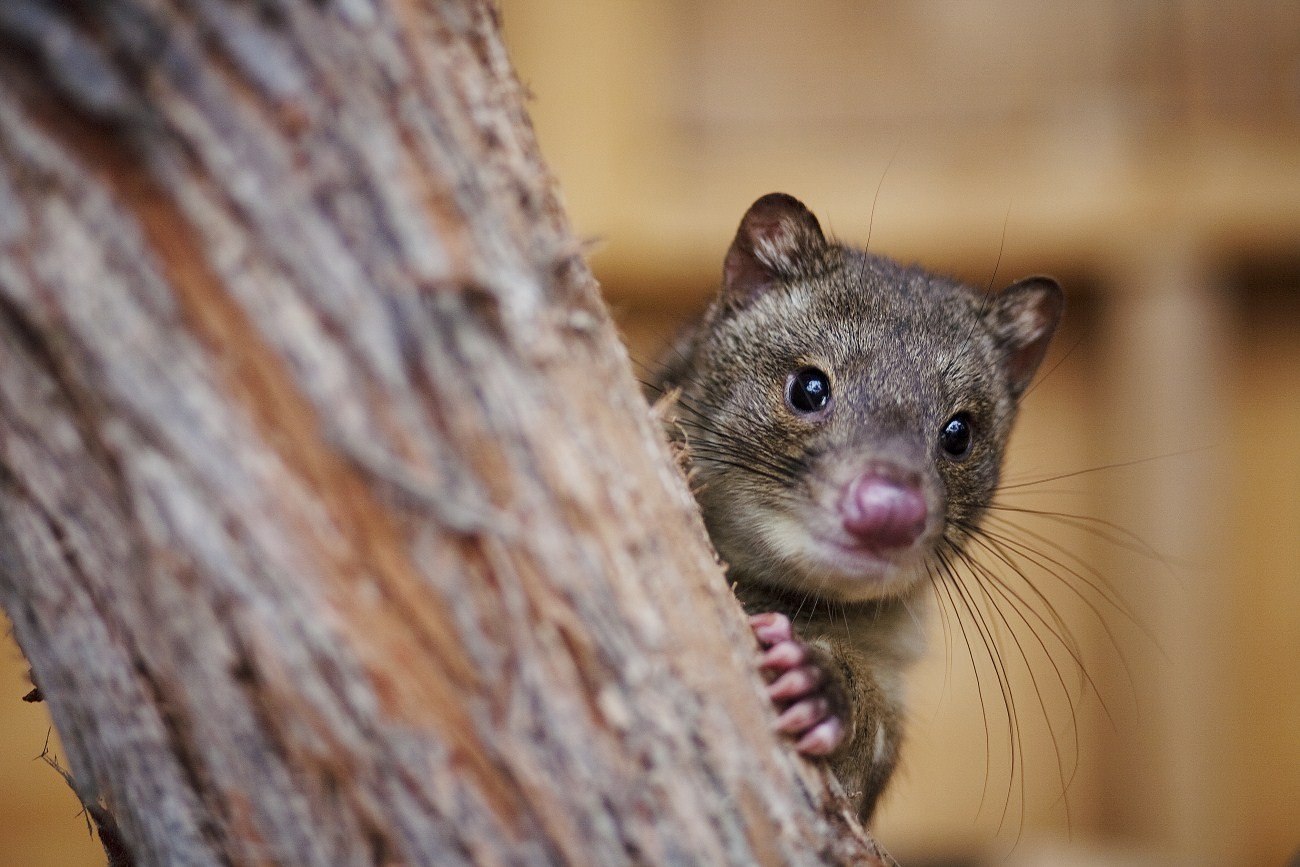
[0,2,891,864]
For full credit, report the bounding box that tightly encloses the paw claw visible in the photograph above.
[758,639,806,672]
[749,612,793,647]
[795,717,845,756]
[775,697,830,734]
[766,664,824,701]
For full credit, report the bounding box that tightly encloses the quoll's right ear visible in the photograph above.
[988,275,1064,399]
[722,193,827,307]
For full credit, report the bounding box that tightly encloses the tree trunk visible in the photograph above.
[0,2,890,864]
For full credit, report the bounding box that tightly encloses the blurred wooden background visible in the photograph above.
[2,2,1297,864]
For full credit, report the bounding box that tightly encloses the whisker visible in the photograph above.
[926,562,957,709]
[980,513,1149,632]
[984,205,1012,297]
[666,392,810,478]
[960,548,1074,837]
[941,549,1021,824]
[948,541,1081,819]
[792,588,812,624]
[943,204,1009,380]
[1019,332,1082,400]
[955,524,1125,730]
[986,502,1183,571]
[959,522,1087,662]
[997,445,1215,492]
[933,558,996,816]
[678,444,805,492]
[673,417,806,479]
[983,560,1156,689]
[947,557,1025,836]
[688,454,790,487]
[865,143,901,255]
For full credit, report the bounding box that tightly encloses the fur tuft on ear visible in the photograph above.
[987,275,1064,398]
[722,193,827,307]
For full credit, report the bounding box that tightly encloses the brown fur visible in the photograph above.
[650,193,1061,822]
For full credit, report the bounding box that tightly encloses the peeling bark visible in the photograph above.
[0,2,891,864]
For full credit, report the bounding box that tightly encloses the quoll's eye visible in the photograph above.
[939,412,974,460]
[786,367,832,415]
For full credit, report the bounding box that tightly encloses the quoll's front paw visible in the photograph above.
[749,612,846,757]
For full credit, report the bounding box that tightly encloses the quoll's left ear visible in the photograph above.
[988,276,1064,398]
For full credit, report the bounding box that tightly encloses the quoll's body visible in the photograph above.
[652,194,1062,822]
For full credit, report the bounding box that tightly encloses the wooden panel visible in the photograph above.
[1226,277,1300,866]
[676,0,1120,130]
[502,0,1300,302]
[1094,242,1234,863]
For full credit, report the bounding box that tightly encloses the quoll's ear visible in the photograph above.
[988,275,1064,398]
[722,193,827,307]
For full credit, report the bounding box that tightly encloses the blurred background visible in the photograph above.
[2,2,1297,865]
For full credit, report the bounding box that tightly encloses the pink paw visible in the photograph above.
[750,612,846,757]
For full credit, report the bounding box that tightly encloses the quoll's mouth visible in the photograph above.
[778,459,937,587]
[803,530,939,600]
[726,492,937,600]
[809,531,909,582]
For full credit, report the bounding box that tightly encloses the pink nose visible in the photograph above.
[841,471,927,550]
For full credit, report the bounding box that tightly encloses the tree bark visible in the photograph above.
[0,2,891,864]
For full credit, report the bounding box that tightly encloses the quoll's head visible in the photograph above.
[677,193,1062,602]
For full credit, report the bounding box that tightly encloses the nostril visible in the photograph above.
[841,472,927,550]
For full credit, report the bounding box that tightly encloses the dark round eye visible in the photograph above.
[786,367,832,415]
[939,413,974,460]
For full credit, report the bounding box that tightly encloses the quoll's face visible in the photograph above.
[682,255,1018,602]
